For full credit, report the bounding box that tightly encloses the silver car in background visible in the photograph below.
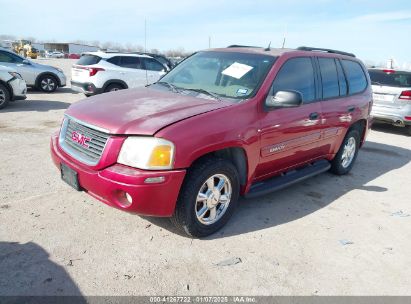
[369,68,411,135]
[0,65,27,109]
[0,47,66,93]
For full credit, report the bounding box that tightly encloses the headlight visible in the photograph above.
[8,72,23,79]
[117,137,175,170]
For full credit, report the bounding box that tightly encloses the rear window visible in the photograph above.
[369,70,411,88]
[341,60,367,94]
[77,54,101,66]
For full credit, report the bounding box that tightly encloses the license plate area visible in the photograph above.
[373,93,395,103]
[61,163,81,191]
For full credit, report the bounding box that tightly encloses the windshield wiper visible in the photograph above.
[372,81,384,86]
[155,81,179,93]
[182,88,221,101]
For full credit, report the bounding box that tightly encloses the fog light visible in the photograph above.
[125,192,133,204]
[144,176,165,184]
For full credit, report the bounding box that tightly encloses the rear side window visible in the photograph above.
[106,56,121,66]
[271,57,316,103]
[318,58,339,99]
[336,60,348,96]
[368,70,411,88]
[341,60,367,94]
[77,54,101,66]
[142,58,165,71]
[119,56,142,69]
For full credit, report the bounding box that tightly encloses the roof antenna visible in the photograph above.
[265,41,271,51]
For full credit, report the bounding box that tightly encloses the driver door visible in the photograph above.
[255,57,324,180]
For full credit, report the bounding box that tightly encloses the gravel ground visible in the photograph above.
[0,59,410,296]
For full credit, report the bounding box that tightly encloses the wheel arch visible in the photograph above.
[188,147,248,187]
[350,119,367,147]
[102,79,128,91]
[35,72,61,88]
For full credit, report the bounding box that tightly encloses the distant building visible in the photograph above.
[32,42,99,54]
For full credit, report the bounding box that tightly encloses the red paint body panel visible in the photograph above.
[65,87,233,135]
[50,48,372,217]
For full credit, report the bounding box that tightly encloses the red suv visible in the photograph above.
[51,46,372,237]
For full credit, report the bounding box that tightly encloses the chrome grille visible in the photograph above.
[60,117,110,165]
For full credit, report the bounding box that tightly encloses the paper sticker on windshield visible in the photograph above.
[222,62,253,79]
[236,88,248,96]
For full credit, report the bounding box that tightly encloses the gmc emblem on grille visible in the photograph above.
[71,131,91,148]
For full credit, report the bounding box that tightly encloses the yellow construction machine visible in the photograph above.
[12,40,39,59]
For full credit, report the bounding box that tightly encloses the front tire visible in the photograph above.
[330,129,360,175]
[38,75,58,93]
[171,158,240,238]
[0,83,11,110]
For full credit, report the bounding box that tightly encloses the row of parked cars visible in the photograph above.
[1,45,410,136]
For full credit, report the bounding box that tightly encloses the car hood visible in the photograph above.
[29,61,59,72]
[65,87,233,135]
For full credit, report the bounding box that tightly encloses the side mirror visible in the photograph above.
[159,70,167,76]
[265,90,303,109]
[22,59,30,65]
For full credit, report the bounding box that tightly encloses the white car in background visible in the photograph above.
[369,68,411,135]
[47,51,65,58]
[0,47,66,92]
[0,65,27,109]
[71,51,168,96]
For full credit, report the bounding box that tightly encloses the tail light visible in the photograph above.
[399,90,411,100]
[73,65,104,77]
[88,68,104,76]
[383,69,395,74]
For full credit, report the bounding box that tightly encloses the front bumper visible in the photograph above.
[71,81,103,95]
[57,72,67,87]
[50,133,186,217]
[371,104,411,126]
[8,77,27,100]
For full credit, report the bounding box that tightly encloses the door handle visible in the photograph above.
[347,106,355,113]
[309,112,319,120]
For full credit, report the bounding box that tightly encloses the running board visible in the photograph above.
[245,160,331,199]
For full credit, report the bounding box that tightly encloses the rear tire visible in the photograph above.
[330,129,360,175]
[0,83,11,110]
[104,83,124,93]
[171,157,240,238]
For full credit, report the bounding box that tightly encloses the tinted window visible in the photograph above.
[106,56,121,66]
[318,58,339,99]
[77,54,101,66]
[341,60,367,94]
[369,70,411,88]
[336,60,348,96]
[120,56,142,69]
[271,57,316,102]
[143,58,165,71]
[0,51,23,63]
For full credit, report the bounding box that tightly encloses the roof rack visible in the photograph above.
[297,46,355,58]
[227,45,262,48]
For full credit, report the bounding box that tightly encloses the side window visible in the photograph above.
[0,51,19,63]
[143,58,165,71]
[106,56,121,66]
[341,60,367,94]
[271,57,316,103]
[336,60,348,96]
[119,56,142,69]
[318,58,339,99]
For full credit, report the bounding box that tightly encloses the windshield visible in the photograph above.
[158,51,276,100]
[369,69,411,88]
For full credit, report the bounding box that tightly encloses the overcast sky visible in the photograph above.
[1,0,411,67]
